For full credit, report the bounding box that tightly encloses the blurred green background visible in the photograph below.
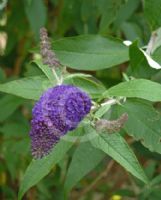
[1,0,161,200]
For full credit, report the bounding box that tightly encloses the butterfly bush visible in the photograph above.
[30,85,91,159]
[29,27,127,159]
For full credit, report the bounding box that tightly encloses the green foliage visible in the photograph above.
[129,41,156,78]
[99,0,124,33]
[1,0,161,200]
[1,122,30,179]
[18,129,82,200]
[104,79,161,102]
[0,76,52,100]
[0,95,24,121]
[33,60,56,84]
[24,0,47,38]
[64,73,106,98]
[64,142,105,194]
[89,126,149,184]
[53,35,129,70]
[117,99,161,154]
[144,0,161,30]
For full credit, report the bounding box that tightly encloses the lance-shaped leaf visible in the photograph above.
[117,99,161,155]
[53,35,129,70]
[18,129,82,200]
[88,126,148,184]
[0,76,52,100]
[104,79,161,102]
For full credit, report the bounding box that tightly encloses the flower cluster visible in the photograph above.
[30,85,91,159]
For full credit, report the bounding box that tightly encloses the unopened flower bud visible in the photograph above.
[95,113,128,133]
[40,27,60,68]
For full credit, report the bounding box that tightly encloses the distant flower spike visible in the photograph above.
[40,27,60,68]
[30,85,91,159]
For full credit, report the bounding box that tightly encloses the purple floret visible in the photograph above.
[30,85,91,159]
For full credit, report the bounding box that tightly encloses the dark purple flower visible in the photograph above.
[30,85,91,159]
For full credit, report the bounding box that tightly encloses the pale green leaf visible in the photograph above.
[0,74,104,100]
[94,104,111,119]
[104,79,161,102]
[33,60,56,84]
[0,76,52,100]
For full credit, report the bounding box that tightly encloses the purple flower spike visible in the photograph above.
[30,85,91,159]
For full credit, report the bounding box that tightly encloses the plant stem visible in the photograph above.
[77,160,114,199]
[51,68,62,85]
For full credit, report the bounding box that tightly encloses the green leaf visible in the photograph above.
[104,79,161,102]
[94,104,111,119]
[1,122,30,179]
[117,99,161,155]
[33,60,56,84]
[152,45,161,66]
[120,22,142,43]
[81,0,98,22]
[0,95,24,121]
[24,62,44,77]
[129,41,156,78]
[144,0,161,30]
[64,142,105,193]
[88,126,148,184]
[0,73,104,100]
[0,76,52,100]
[56,0,82,35]
[114,0,140,28]
[53,35,129,70]
[64,73,106,98]
[151,174,161,186]
[24,0,47,38]
[18,129,81,200]
[99,0,123,33]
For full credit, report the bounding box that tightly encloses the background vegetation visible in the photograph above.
[1,0,161,200]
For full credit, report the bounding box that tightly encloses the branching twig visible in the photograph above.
[77,160,115,199]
